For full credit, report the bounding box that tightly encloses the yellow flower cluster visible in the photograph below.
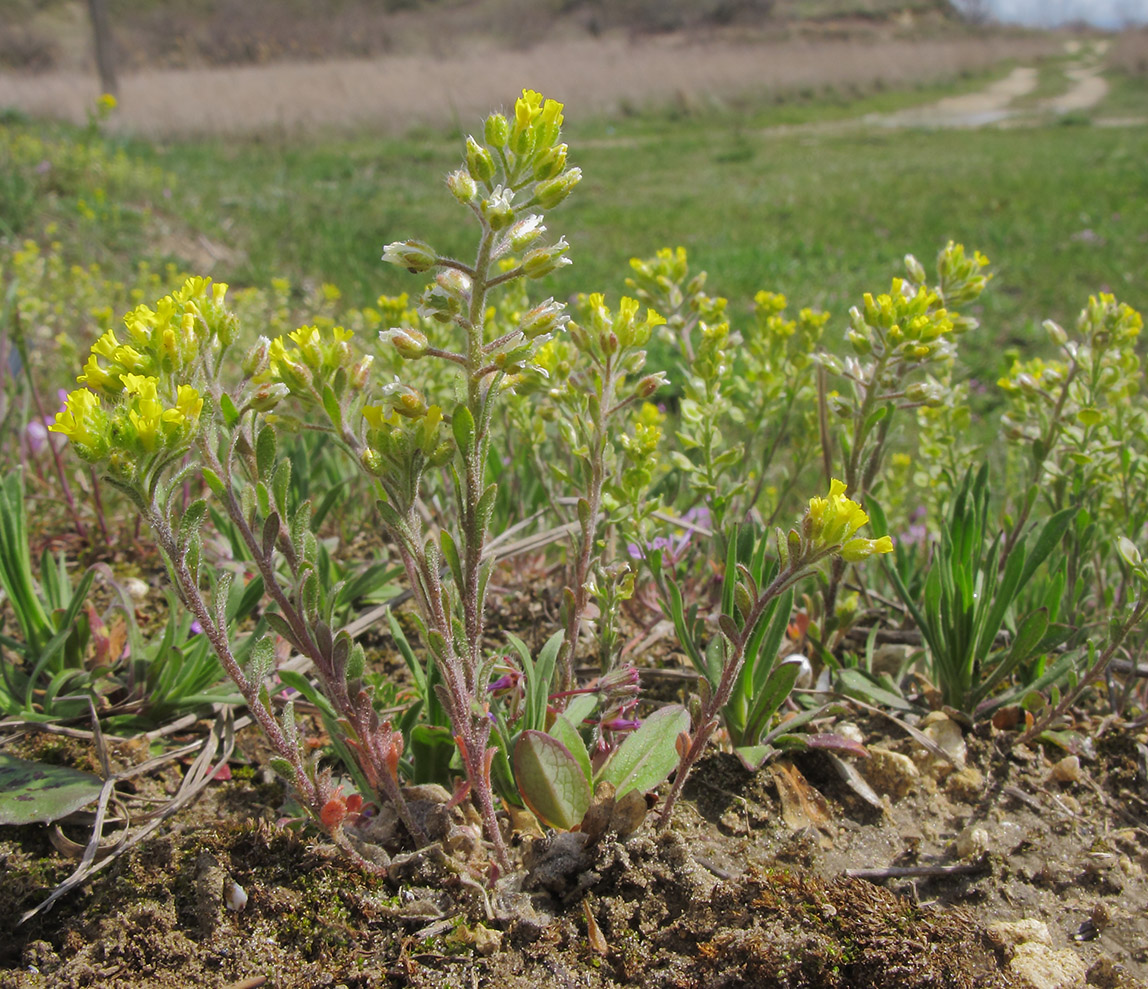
[49,276,222,464]
[806,479,894,562]
[79,276,231,396]
[51,374,203,461]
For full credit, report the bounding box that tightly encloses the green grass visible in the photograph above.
[5,69,1146,394]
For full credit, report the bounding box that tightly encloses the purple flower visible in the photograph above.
[23,417,67,456]
[601,716,641,733]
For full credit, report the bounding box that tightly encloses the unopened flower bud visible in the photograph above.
[348,354,373,389]
[522,238,571,279]
[534,168,582,210]
[217,312,239,347]
[904,253,927,285]
[382,239,437,274]
[277,358,312,393]
[360,447,383,475]
[383,383,427,419]
[1043,319,1067,346]
[465,135,495,185]
[436,267,472,302]
[243,336,271,376]
[380,327,428,359]
[428,441,455,467]
[904,380,943,405]
[846,329,871,355]
[519,298,567,340]
[250,382,290,411]
[788,527,804,564]
[446,168,477,204]
[484,112,509,148]
[532,143,567,181]
[634,372,667,399]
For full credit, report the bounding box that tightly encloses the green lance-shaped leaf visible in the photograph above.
[256,424,277,480]
[596,704,690,798]
[0,753,104,826]
[514,730,592,831]
[452,404,475,457]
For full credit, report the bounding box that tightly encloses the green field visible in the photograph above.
[3,57,1146,392]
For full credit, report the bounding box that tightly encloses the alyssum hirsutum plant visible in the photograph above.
[49,89,1146,879]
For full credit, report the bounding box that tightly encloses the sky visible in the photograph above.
[958,0,1148,27]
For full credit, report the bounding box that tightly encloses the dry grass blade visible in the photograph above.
[826,692,959,768]
[20,709,235,923]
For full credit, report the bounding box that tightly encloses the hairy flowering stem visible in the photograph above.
[659,479,892,829]
[146,503,320,810]
[376,90,582,871]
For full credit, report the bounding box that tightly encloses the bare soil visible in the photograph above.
[1,700,1146,989]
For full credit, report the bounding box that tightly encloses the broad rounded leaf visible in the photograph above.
[0,754,104,826]
[597,704,689,798]
[514,731,591,831]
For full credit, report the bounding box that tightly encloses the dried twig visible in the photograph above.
[846,862,990,881]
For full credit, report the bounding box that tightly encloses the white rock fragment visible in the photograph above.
[224,877,248,912]
[835,722,865,745]
[859,747,919,799]
[954,824,988,859]
[988,918,1052,949]
[1046,755,1083,784]
[1009,942,1088,989]
[124,577,150,602]
[915,712,967,779]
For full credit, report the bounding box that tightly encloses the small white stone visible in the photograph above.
[860,747,920,799]
[954,824,988,859]
[223,877,248,912]
[988,918,1052,949]
[1047,755,1083,784]
[124,577,150,601]
[1009,942,1088,989]
[835,722,865,745]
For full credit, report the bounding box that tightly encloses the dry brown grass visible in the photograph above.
[0,32,1059,138]
[1,0,960,73]
[1107,25,1148,75]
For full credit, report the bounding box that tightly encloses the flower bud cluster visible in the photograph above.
[748,290,829,373]
[998,295,1143,445]
[571,294,666,362]
[618,401,666,498]
[849,280,956,364]
[936,241,992,309]
[360,398,455,505]
[265,324,359,399]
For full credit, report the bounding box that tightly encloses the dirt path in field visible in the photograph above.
[864,39,1114,130]
[0,32,1067,138]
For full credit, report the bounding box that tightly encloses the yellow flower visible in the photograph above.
[77,353,114,392]
[839,535,894,563]
[174,384,203,422]
[808,478,872,546]
[50,388,108,458]
[92,328,120,360]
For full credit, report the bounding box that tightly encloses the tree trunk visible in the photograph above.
[87,0,117,96]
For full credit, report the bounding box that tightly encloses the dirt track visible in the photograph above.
[0,33,1061,138]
